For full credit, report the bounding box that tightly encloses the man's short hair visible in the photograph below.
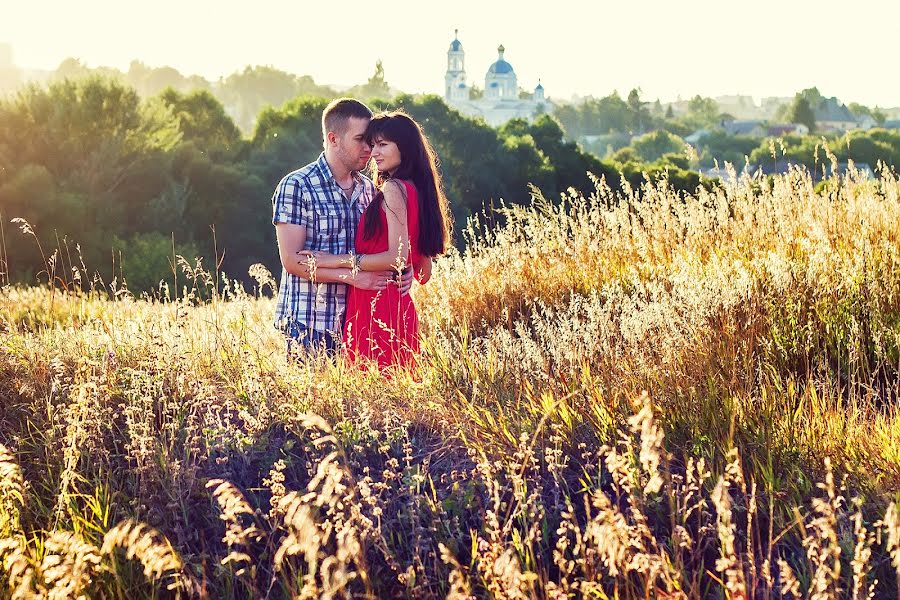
[322,98,373,140]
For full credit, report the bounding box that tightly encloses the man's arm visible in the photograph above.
[276,223,389,290]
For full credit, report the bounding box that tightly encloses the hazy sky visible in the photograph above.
[4,0,900,107]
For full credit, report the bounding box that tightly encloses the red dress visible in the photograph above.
[343,180,423,369]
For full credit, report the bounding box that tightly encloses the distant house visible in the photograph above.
[715,95,763,119]
[855,114,878,130]
[828,162,875,180]
[699,164,754,180]
[767,123,810,137]
[814,97,857,132]
[723,119,766,137]
[685,129,711,144]
[752,160,874,181]
[753,160,805,177]
[883,119,900,130]
[760,96,793,118]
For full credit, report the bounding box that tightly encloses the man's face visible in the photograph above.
[334,117,372,172]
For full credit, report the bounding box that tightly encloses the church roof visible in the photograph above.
[487,44,514,76]
[488,59,514,75]
[449,29,463,52]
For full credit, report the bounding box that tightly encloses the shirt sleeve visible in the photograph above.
[272,174,313,226]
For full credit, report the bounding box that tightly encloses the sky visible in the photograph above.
[3,0,900,107]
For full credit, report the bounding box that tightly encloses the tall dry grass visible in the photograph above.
[2,161,900,597]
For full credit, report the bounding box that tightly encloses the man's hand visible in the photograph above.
[353,271,391,291]
[395,266,414,296]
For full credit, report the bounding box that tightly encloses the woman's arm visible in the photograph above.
[298,180,410,273]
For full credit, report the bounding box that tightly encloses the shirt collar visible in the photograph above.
[317,152,365,186]
[317,153,368,201]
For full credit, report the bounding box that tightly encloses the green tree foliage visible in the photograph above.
[0,76,272,289]
[554,92,633,138]
[216,66,337,132]
[126,60,208,97]
[627,88,651,134]
[500,115,616,194]
[744,128,900,176]
[788,96,816,132]
[848,102,887,126]
[158,88,242,158]
[0,77,718,293]
[615,130,686,163]
[347,61,392,101]
[691,130,761,168]
[0,77,180,266]
[111,232,200,294]
[683,95,721,129]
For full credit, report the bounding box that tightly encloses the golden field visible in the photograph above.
[3,163,900,598]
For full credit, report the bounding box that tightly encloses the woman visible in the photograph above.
[299,111,452,369]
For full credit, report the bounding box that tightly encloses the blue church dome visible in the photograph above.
[488,60,514,75]
[449,29,462,52]
[486,44,514,76]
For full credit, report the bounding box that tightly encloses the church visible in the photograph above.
[444,31,550,127]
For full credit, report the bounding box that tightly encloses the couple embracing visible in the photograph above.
[272,98,452,370]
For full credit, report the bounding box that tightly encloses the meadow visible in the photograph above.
[3,160,900,598]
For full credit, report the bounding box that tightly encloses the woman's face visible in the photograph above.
[371,135,402,175]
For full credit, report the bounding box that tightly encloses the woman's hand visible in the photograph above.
[296,250,342,269]
[416,256,432,284]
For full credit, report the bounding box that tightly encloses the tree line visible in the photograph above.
[0,76,706,293]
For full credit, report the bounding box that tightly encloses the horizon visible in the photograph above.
[4,0,900,108]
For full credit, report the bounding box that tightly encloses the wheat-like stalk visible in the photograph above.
[100,519,186,592]
[0,445,25,537]
[803,457,843,599]
[206,478,265,578]
[711,451,748,599]
[850,504,876,600]
[41,531,103,600]
[0,537,38,600]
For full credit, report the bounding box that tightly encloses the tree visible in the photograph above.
[798,87,824,110]
[215,65,334,132]
[627,88,651,134]
[158,88,242,157]
[348,60,392,101]
[0,76,180,271]
[685,95,720,128]
[619,130,686,163]
[849,102,887,126]
[53,58,92,81]
[788,96,816,132]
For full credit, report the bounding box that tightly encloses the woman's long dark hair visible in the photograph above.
[362,111,452,257]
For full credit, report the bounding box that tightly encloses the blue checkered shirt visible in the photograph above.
[272,153,375,333]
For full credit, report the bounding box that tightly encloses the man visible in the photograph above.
[272,97,411,354]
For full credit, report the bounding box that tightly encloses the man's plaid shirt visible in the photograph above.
[272,153,375,333]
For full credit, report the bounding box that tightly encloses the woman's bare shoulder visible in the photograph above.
[381,178,409,200]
